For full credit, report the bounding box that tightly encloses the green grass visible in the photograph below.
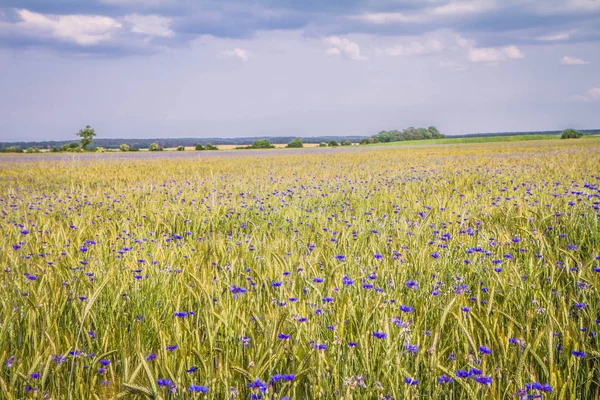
[367,133,597,146]
[0,139,598,399]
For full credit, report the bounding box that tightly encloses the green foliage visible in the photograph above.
[237,139,276,149]
[69,142,80,149]
[76,125,96,150]
[149,143,163,151]
[328,140,339,147]
[371,126,444,143]
[120,144,130,152]
[341,141,352,146]
[286,138,304,148]
[561,129,583,139]
[359,138,373,145]
[176,146,185,151]
[319,142,327,147]
[195,144,205,151]
[204,143,218,151]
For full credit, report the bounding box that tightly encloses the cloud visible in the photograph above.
[468,44,523,63]
[560,55,590,65]
[352,0,495,24]
[12,8,122,45]
[536,30,574,41]
[382,39,444,56]
[222,47,249,62]
[123,14,174,37]
[572,87,600,101]
[325,36,365,60]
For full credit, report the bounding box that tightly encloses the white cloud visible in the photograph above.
[14,9,122,45]
[382,40,444,56]
[325,36,366,61]
[468,45,523,63]
[560,56,590,65]
[222,47,249,62]
[353,0,495,24]
[536,31,574,41]
[123,14,174,37]
[572,87,600,101]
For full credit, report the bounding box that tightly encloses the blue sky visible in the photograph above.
[1,0,599,141]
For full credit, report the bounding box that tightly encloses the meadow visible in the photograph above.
[0,138,599,399]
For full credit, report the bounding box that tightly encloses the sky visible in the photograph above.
[0,0,599,141]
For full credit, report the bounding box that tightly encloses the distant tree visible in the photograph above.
[25,147,40,153]
[205,143,218,150]
[176,146,185,151]
[561,129,583,139]
[149,143,162,151]
[319,142,327,147]
[69,142,80,149]
[286,138,304,148]
[328,140,339,147]
[359,138,372,145]
[94,147,106,152]
[251,139,275,149]
[195,144,205,151]
[120,144,130,152]
[76,125,96,150]
[341,141,352,146]
[428,126,444,139]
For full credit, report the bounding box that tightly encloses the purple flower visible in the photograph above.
[479,346,492,355]
[399,305,414,313]
[474,376,492,385]
[189,385,209,393]
[373,331,387,339]
[571,350,586,358]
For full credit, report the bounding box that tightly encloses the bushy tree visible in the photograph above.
[359,138,372,145]
[561,129,583,139]
[76,125,96,150]
[176,146,185,151]
[119,144,130,152]
[341,141,352,146]
[195,144,205,151]
[286,138,304,148]
[328,140,339,147]
[149,143,162,151]
[251,139,275,149]
[69,142,80,149]
[319,142,327,147]
[205,143,218,150]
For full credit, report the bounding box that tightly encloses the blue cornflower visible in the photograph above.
[456,370,471,378]
[99,360,110,366]
[313,278,324,283]
[30,372,40,379]
[474,376,492,385]
[277,333,290,340]
[174,312,188,318]
[404,377,419,385]
[373,332,387,339]
[146,353,157,361]
[479,346,492,355]
[186,366,198,373]
[571,350,586,358]
[322,297,334,303]
[188,385,209,393]
[157,378,172,387]
[271,281,282,287]
[437,375,453,384]
[342,276,354,285]
[399,305,414,313]
[166,345,178,352]
[406,280,418,289]
[335,255,346,262]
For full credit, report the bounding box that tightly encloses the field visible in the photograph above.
[0,138,599,399]
[368,134,580,147]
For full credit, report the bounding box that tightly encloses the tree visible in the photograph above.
[69,142,80,149]
[561,129,583,139]
[176,146,185,151]
[359,138,372,145]
[76,125,96,150]
[251,139,275,149]
[328,140,339,147]
[120,144,130,152]
[149,143,162,151]
[319,142,327,147]
[341,141,352,146]
[286,138,304,148]
[195,144,205,151]
[428,126,443,139]
[205,143,218,150]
